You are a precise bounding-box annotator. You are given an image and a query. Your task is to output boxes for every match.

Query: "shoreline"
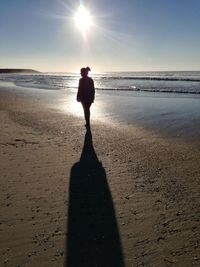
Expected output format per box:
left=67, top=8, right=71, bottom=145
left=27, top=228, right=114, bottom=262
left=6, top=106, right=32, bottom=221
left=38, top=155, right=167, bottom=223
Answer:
left=0, top=87, right=200, bottom=266
left=1, top=81, right=200, bottom=143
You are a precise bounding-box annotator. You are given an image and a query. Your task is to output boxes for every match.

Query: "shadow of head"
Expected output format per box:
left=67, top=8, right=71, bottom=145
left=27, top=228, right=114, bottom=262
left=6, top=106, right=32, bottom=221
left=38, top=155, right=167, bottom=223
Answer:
left=66, top=128, right=124, bottom=267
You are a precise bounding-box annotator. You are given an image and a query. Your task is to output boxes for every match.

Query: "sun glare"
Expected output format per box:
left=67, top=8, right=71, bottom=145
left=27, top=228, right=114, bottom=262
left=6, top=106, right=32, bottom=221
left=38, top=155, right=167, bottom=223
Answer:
left=74, top=5, right=93, bottom=35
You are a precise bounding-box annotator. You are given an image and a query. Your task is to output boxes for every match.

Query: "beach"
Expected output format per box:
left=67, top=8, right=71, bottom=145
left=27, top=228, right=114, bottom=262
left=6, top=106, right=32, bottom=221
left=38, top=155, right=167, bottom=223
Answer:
left=1, top=0, right=200, bottom=264
left=0, top=83, right=200, bottom=267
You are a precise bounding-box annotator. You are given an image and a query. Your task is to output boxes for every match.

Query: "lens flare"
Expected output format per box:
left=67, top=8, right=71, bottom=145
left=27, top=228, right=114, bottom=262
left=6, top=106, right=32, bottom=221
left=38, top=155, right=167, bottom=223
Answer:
left=74, top=5, right=93, bottom=35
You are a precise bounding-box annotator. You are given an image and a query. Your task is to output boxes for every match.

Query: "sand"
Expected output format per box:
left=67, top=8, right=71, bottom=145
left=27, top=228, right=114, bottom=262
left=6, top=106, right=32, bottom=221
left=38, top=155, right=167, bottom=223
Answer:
left=0, top=88, right=200, bottom=267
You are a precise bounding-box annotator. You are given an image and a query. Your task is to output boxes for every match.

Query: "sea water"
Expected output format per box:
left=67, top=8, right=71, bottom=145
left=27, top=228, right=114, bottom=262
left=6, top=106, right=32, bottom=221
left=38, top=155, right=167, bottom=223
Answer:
left=0, top=71, right=200, bottom=139
left=0, top=71, right=200, bottom=94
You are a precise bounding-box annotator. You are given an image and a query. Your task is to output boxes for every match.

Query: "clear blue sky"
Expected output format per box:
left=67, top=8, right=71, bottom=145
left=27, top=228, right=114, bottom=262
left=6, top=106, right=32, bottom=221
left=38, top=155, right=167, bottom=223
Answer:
left=0, top=0, right=200, bottom=72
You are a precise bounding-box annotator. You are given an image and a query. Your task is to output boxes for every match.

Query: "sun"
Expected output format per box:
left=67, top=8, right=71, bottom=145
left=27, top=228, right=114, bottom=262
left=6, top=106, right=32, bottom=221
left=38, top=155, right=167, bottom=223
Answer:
left=74, top=5, right=93, bottom=35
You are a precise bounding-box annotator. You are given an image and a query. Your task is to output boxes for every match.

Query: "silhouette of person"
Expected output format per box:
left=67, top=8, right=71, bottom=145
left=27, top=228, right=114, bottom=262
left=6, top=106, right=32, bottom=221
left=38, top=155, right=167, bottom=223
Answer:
left=77, top=66, right=95, bottom=127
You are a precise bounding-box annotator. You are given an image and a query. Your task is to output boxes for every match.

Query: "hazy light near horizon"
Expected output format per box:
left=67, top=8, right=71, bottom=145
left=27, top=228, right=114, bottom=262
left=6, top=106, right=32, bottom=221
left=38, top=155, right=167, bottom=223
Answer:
left=74, top=5, right=93, bottom=38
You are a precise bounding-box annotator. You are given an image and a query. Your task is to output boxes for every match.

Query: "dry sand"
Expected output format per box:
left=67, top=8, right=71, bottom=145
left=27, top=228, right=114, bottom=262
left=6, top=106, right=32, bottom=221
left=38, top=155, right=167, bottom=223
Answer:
left=0, top=89, right=200, bottom=267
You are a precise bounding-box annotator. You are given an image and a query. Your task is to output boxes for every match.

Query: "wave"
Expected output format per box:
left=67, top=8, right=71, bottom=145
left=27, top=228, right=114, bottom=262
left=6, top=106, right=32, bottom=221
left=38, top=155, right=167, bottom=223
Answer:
left=1, top=73, right=200, bottom=82
left=14, top=82, right=200, bottom=94
left=69, top=86, right=200, bottom=94
left=1, top=75, right=200, bottom=95
left=97, top=87, right=200, bottom=94
left=99, top=76, right=200, bottom=82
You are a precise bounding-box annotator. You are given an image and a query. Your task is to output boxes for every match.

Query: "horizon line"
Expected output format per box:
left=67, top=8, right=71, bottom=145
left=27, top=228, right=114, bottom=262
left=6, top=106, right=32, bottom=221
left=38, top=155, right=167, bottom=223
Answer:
left=1, top=68, right=200, bottom=74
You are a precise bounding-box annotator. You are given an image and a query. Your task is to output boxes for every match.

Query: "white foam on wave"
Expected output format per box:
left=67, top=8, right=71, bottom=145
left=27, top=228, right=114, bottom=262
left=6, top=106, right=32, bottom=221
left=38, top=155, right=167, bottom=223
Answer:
left=0, top=71, right=200, bottom=95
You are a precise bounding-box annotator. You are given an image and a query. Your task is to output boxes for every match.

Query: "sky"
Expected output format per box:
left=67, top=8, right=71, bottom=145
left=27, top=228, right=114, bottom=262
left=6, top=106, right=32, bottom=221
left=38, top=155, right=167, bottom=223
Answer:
left=0, top=0, right=200, bottom=72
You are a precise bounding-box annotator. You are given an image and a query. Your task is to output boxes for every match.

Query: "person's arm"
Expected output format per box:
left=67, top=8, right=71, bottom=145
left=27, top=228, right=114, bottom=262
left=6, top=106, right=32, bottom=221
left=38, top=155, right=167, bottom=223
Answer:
left=91, top=79, right=95, bottom=102
left=77, top=79, right=81, bottom=102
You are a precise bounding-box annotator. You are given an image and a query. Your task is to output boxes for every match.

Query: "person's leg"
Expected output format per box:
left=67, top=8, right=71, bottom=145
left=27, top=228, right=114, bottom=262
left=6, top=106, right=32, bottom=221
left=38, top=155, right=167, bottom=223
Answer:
left=82, top=102, right=91, bottom=126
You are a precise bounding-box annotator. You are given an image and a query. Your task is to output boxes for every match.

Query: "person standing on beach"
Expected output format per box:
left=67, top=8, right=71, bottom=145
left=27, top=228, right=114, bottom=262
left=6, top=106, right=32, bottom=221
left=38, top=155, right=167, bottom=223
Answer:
left=77, top=67, right=95, bottom=127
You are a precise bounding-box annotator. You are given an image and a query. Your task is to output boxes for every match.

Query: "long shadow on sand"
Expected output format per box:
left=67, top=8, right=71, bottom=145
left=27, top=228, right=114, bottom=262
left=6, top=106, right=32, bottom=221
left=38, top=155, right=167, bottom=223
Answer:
left=65, top=127, right=125, bottom=267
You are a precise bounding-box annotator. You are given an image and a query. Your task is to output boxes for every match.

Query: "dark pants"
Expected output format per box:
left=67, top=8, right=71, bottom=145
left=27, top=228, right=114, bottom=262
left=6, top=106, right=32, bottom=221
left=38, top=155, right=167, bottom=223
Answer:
left=81, top=102, right=92, bottom=125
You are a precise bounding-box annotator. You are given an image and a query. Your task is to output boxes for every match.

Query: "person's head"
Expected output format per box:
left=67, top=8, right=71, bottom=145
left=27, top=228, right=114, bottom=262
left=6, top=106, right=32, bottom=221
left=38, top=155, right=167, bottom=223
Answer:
left=80, top=66, right=91, bottom=77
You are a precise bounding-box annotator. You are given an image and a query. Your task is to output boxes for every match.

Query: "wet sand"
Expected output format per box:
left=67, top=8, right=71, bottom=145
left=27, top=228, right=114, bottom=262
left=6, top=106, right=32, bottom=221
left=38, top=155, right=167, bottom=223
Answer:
left=0, top=88, right=200, bottom=267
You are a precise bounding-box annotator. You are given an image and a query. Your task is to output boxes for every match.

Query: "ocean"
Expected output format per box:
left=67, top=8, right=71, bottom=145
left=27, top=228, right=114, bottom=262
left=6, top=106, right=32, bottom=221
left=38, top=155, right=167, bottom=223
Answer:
left=0, top=71, right=200, bottom=94
left=0, top=71, right=200, bottom=139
